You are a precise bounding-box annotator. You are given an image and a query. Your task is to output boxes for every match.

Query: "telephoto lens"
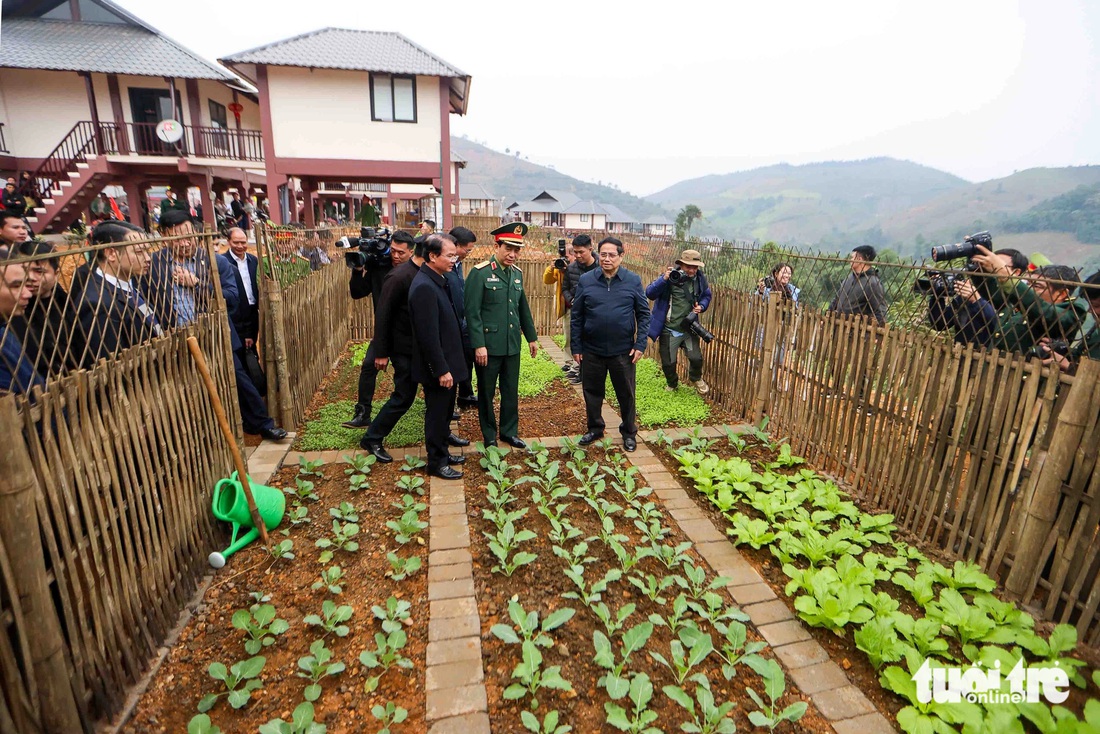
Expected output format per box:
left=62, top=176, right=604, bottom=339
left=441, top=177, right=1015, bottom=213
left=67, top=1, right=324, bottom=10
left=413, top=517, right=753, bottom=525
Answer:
left=668, top=268, right=685, bottom=284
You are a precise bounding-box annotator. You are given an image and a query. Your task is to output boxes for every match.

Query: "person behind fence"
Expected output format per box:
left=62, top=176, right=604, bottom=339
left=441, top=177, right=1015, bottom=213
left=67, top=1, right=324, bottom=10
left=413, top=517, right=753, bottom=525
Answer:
left=225, top=228, right=259, bottom=349
left=14, top=240, right=82, bottom=375
left=446, top=226, right=478, bottom=411
left=571, top=237, right=650, bottom=452
left=3, top=181, right=27, bottom=221
left=73, top=221, right=162, bottom=367
left=409, top=234, right=468, bottom=480
left=923, top=270, right=998, bottom=348
left=562, top=234, right=598, bottom=384
left=465, top=223, right=539, bottom=449
left=342, top=230, right=415, bottom=429
left=757, top=263, right=800, bottom=303
left=645, top=248, right=712, bottom=394
left=0, top=245, right=45, bottom=394
left=972, top=245, right=1086, bottom=356
left=543, top=239, right=575, bottom=372
left=828, top=245, right=889, bottom=325
left=145, top=208, right=215, bottom=327
left=1047, top=272, right=1100, bottom=373
left=1, top=210, right=29, bottom=247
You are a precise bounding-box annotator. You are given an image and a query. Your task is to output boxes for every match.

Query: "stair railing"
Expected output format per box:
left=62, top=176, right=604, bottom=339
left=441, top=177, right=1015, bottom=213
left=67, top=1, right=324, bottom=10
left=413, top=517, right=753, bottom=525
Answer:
left=30, top=121, right=103, bottom=201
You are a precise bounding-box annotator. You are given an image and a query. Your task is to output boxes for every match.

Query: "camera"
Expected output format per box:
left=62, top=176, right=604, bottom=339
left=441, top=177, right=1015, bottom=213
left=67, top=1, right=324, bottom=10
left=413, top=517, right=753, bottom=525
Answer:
left=553, top=239, right=568, bottom=270
left=1026, top=340, right=1070, bottom=361
left=337, top=226, right=392, bottom=269
left=930, top=231, right=993, bottom=262
left=668, top=267, right=686, bottom=285
left=914, top=269, right=964, bottom=297
left=682, top=312, right=715, bottom=344
left=762, top=275, right=776, bottom=290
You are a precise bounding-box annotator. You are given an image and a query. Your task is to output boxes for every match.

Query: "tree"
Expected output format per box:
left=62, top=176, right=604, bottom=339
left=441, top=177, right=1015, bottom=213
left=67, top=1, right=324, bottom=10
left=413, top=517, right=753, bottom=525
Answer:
left=675, top=204, right=703, bottom=241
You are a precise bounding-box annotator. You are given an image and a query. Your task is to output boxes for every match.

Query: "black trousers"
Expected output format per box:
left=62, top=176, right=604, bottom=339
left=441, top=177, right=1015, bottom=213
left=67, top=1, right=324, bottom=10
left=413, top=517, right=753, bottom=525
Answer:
left=363, top=352, right=415, bottom=444
left=457, top=342, right=475, bottom=399
left=423, top=382, right=457, bottom=472
left=356, top=340, right=380, bottom=409
left=581, top=352, right=637, bottom=438
left=235, top=348, right=275, bottom=434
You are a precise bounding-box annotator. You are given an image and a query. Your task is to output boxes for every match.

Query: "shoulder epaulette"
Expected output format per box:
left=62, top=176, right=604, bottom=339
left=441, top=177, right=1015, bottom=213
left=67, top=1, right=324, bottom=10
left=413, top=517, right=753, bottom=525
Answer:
left=473, top=261, right=492, bottom=270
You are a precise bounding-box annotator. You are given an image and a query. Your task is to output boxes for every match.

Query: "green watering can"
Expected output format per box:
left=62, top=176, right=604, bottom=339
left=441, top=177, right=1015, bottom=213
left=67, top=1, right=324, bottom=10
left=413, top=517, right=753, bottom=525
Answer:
left=208, top=472, right=286, bottom=568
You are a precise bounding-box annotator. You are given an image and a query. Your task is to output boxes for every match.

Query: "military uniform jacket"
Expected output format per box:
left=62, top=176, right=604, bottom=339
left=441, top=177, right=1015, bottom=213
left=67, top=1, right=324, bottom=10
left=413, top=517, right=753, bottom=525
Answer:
left=464, top=255, right=537, bottom=356
left=1071, top=325, right=1100, bottom=363
left=993, top=279, right=1087, bottom=355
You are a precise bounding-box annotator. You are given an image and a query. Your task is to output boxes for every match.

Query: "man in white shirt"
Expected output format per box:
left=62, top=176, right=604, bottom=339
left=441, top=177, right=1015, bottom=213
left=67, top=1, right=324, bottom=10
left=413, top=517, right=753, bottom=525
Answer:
left=225, top=227, right=259, bottom=347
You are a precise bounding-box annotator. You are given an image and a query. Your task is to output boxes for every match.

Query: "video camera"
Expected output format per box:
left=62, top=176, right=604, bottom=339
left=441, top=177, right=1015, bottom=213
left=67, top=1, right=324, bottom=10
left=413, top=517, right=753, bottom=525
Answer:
left=553, top=239, right=568, bottom=270
left=930, top=231, right=993, bottom=263
left=682, top=312, right=715, bottom=344
left=337, top=226, right=392, bottom=270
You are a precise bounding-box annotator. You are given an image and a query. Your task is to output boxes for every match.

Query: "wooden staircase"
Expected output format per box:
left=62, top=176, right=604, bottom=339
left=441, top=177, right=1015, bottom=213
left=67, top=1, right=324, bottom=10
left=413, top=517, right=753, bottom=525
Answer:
left=31, top=155, right=110, bottom=234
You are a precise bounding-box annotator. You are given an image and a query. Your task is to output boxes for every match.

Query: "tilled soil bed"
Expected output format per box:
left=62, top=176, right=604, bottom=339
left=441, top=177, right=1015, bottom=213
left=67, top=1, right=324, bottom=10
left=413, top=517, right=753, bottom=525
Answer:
left=123, top=460, right=430, bottom=733
left=452, top=377, right=589, bottom=442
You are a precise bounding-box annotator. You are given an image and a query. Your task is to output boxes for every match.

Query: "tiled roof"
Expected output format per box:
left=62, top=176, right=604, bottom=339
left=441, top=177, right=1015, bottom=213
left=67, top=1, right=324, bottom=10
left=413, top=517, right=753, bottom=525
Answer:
left=562, top=200, right=605, bottom=215
left=599, top=203, right=636, bottom=223
left=461, top=183, right=497, bottom=201
left=510, top=200, right=564, bottom=214
left=0, top=18, right=238, bottom=80
left=643, top=215, right=674, bottom=225
left=536, top=190, right=581, bottom=208
left=222, top=28, right=466, bottom=78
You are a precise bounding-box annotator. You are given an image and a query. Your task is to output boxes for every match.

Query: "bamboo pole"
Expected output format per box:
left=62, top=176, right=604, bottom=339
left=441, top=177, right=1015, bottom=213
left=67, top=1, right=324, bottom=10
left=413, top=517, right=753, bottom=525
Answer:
left=267, top=285, right=296, bottom=431
left=753, top=292, right=779, bottom=422
left=0, top=395, right=85, bottom=733
left=185, top=336, right=269, bottom=546
left=1004, top=358, right=1100, bottom=600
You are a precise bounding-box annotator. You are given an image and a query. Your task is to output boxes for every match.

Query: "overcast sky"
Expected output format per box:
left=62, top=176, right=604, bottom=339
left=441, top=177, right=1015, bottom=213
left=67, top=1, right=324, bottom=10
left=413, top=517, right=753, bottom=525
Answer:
left=119, top=0, right=1100, bottom=197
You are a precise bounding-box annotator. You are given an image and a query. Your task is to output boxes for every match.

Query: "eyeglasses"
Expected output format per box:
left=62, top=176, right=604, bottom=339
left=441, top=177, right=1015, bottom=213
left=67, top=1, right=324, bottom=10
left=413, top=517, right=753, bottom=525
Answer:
left=598, top=252, right=620, bottom=259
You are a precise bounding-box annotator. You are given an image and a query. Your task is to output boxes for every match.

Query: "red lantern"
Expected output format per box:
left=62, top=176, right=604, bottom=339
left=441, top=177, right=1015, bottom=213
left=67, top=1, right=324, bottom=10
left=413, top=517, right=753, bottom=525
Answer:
left=228, top=102, right=244, bottom=122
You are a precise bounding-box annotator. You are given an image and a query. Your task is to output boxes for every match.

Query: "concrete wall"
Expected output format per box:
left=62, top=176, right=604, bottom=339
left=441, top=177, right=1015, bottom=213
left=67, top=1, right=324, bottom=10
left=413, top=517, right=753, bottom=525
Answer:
left=564, top=213, right=607, bottom=230
left=266, top=67, right=442, bottom=161
left=0, top=69, right=92, bottom=158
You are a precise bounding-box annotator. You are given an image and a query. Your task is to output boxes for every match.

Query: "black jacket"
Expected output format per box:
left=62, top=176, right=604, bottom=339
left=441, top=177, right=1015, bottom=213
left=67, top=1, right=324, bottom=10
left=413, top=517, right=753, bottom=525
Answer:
left=828, top=269, right=889, bottom=325
left=227, top=252, right=260, bottom=342
left=445, top=262, right=470, bottom=344
left=408, top=264, right=469, bottom=385
left=562, top=258, right=599, bottom=306
left=372, top=259, right=419, bottom=358
left=349, top=263, right=391, bottom=306
left=571, top=266, right=651, bottom=357
left=72, top=269, right=164, bottom=367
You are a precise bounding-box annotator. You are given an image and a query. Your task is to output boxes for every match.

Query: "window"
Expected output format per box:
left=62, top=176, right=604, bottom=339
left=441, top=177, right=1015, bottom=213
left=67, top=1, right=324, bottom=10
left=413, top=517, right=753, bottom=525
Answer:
left=371, top=74, right=417, bottom=122
left=580, top=213, right=590, bottom=223
left=209, top=100, right=228, bottom=129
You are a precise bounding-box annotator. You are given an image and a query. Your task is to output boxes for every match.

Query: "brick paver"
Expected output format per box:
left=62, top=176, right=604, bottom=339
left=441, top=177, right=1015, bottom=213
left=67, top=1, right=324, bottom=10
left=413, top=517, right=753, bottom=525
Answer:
left=831, top=712, right=897, bottom=734
left=812, top=685, right=877, bottom=721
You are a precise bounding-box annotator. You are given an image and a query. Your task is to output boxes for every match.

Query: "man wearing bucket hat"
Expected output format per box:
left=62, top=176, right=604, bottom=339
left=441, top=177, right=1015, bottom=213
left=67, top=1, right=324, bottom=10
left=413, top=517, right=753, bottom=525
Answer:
left=465, top=222, right=538, bottom=448
left=645, top=248, right=713, bottom=394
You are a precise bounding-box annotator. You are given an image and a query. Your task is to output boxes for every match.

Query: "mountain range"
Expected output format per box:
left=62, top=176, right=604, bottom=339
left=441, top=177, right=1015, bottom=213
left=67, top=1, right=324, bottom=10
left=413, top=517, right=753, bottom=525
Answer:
left=453, top=136, right=1100, bottom=270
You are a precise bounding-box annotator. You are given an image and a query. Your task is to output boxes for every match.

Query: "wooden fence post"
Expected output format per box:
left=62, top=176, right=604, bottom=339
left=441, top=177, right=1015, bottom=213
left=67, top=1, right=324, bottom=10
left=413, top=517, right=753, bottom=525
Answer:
left=0, top=395, right=85, bottom=733
left=267, top=285, right=296, bottom=431
left=753, top=292, right=780, bottom=422
left=1004, top=358, right=1100, bottom=601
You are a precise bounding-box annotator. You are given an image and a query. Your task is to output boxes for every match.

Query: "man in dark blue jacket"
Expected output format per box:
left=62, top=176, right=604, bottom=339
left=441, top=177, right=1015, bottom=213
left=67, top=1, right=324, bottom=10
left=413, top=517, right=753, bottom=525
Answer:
left=447, top=226, right=478, bottom=409
left=645, top=248, right=713, bottom=394
left=571, top=237, right=650, bottom=452
left=409, top=234, right=468, bottom=479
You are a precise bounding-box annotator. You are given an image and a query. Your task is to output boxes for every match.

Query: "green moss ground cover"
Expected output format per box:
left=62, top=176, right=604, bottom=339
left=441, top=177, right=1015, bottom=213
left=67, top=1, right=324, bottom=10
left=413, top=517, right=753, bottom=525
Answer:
left=297, top=398, right=425, bottom=451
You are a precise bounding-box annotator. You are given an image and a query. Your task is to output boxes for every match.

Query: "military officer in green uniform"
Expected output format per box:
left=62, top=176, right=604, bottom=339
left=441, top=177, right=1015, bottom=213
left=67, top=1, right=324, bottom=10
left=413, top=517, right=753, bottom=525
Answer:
left=465, top=223, right=539, bottom=448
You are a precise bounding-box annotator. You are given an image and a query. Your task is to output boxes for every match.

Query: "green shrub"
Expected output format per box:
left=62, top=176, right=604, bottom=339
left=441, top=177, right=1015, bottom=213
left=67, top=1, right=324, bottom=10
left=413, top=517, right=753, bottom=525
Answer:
left=608, top=358, right=710, bottom=427
left=351, top=341, right=370, bottom=367
left=298, top=399, right=425, bottom=450
left=471, top=345, right=564, bottom=397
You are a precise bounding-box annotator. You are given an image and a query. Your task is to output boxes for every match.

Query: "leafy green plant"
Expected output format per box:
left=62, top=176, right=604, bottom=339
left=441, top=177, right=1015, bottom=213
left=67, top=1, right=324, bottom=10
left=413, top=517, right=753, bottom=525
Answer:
left=722, top=425, right=748, bottom=454
left=714, top=620, right=767, bottom=680
left=917, top=559, right=996, bottom=593
left=316, top=520, right=360, bottom=562
left=503, top=640, right=574, bottom=710
left=287, top=477, right=319, bottom=502
left=266, top=538, right=295, bottom=561
left=593, top=622, right=654, bottom=699
left=674, top=562, right=730, bottom=601
left=232, top=604, right=289, bottom=654
left=728, top=513, right=778, bottom=549
left=288, top=503, right=310, bottom=525
left=627, top=573, right=677, bottom=605
left=296, top=638, right=345, bottom=702
left=187, top=714, right=222, bottom=734
left=486, top=521, right=538, bottom=576
left=892, top=571, right=936, bottom=606
left=312, top=565, right=346, bottom=595
left=386, top=552, right=422, bottom=581
left=744, top=655, right=807, bottom=730
left=373, top=596, right=412, bottom=633
left=605, top=672, right=660, bottom=733
left=853, top=615, right=908, bottom=669
left=329, top=501, right=359, bottom=523
left=395, top=475, right=426, bottom=496
left=563, top=565, right=622, bottom=607
left=492, top=601, right=575, bottom=648
left=297, top=399, right=425, bottom=451
left=392, top=493, right=426, bottom=514
left=649, top=540, right=693, bottom=570
left=343, top=453, right=377, bottom=476
left=196, top=656, right=266, bottom=713
left=387, top=509, right=427, bottom=544
left=400, top=454, right=426, bottom=471
left=925, top=588, right=999, bottom=645
left=592, top=602, right=635, bottom=638
left=766, top=443, right=805, bottom=469
left=664, top=674, right=737, bottom=733
left=772, top=526, right=859, bottom=567
left=370, top=701, right=408, bottom=734
left=298, top=455, right=324, bottom=478
left=879, top=653, right=983, bottom=734
left=650, top=626, right=714, bottom=684
left=304, top=599, right=354, bottom=638
left=894, top=614, right=951, bottom=659
left=359, top=629, right=412, bottom=691
left=521, top=709, right=572, bottom=734
left=649, top=594, right=698, bottom=638
left=348, top=473, right=370, bottom=492
left=259, top=701, right=327, bottom=734
left=247, top=590, right=271, bottom=608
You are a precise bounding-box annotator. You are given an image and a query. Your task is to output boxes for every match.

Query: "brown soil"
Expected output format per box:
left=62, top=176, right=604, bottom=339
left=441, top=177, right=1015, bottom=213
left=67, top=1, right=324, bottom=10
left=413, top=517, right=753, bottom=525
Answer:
left=451, top=378, right=590, bottom=442
left=464, top=446, right=835, bottom=733
left=123, top=461, right=429, bottom=733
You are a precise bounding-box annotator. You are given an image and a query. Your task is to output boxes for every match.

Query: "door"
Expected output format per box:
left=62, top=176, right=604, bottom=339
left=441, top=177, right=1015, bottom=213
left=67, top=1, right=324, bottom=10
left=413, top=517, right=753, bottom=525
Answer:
left=129, top=88, right=184, bottom=154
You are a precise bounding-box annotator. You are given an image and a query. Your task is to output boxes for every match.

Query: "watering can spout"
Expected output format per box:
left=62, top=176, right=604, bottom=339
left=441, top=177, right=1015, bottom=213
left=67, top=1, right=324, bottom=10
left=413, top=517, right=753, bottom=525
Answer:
left=208, top=474, right=285, bottom=568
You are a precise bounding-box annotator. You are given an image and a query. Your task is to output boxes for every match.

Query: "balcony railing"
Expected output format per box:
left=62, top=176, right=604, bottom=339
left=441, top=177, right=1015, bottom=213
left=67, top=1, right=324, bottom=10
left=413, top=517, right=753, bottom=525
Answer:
left=99, top=121, right=264, bottom=162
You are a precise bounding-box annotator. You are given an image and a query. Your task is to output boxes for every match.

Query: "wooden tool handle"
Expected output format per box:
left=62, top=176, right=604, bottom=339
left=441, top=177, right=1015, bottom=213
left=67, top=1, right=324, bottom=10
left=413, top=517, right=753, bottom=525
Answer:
left=186, top=336, right=269, bottom=546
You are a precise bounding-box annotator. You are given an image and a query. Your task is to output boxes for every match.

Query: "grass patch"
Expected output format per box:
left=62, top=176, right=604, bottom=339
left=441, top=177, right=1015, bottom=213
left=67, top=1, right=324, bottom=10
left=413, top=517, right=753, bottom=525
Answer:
left=607, top=357, right=710, bottom=427
left=297, top=398, right=425, bottom=450
left=471, top=345, right=565, bottom=397
left=552, top=333, right=567, bottom=350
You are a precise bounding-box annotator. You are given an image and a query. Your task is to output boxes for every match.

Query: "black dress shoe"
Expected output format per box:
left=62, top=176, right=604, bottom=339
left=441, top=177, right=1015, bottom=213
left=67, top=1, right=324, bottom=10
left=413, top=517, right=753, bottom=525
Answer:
left=578, top=431, right=603, bottom=446
left=447, top=433, right=470, bottom=447
left=500, top=436, right=527, bottom=449
left=260, top=427, right=288, bottom=441
left=341, top=403, right=370, bottom=429
left=432, top=466, right=463, bottom=480
left=447, top=454, right=466, bottom=465
left=359, top=439, right=393, bottom=463
left=457, top=394, right=478, bottom=407
left=623, top=436, right=637, bottom=452
left=451, top=412, right=461, bottom=421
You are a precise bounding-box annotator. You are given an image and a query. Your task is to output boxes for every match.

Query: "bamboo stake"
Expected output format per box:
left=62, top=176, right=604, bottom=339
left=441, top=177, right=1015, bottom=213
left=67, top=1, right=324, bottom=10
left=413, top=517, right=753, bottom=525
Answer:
left=185, top=336, right=268, bottom=546
left=266, top=285, right=296, bottom=431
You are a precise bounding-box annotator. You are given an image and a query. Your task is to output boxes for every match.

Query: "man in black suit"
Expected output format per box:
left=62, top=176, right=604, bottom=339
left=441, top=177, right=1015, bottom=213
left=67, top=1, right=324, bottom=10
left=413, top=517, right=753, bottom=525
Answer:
left=409, top=234, right=468, bottom=479
left=224, top=227, right=259, bottom=346
left=447, top=226, right=478, bottom=410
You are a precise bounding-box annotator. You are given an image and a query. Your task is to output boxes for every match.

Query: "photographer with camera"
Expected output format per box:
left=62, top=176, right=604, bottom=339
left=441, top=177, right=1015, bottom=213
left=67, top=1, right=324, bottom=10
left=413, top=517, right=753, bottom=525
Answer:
left=757, top=263, right=800, bottom=302
left=972, top=246, right=1086, bottom=357
left=645, top=249, right=713, bottom=394
left=1045, top=272, right=1100, bottom=373
left=921, top=271, right=998, bottom=348
left=543, top=238, right=574, bottom=363
left=561, top=235, right=598, bottom=384
left=341, top=228, right=415, bottom=429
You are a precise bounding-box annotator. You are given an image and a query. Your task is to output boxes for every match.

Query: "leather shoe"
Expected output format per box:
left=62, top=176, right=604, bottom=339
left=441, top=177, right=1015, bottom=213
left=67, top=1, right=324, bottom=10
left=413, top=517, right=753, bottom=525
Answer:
left=451, top=412, right=461, bottom=421
left=447, top=454, right=466, bottom=465
left=500, top=436, right=527, bottom=449
left=359, top=439, right=393, bottom=463
left=447, top=433, right=470, bottom=447
left=457, top=394, right=478, bottom=407
left=623, top=436, right=637, bottom=452
left=260, top=427, right=288, bottom=441
left=341, top=403, right=370, bottom=429
left=432, top=466, right=463, bottom=480
left=578, top=431, right=603, bottom=446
